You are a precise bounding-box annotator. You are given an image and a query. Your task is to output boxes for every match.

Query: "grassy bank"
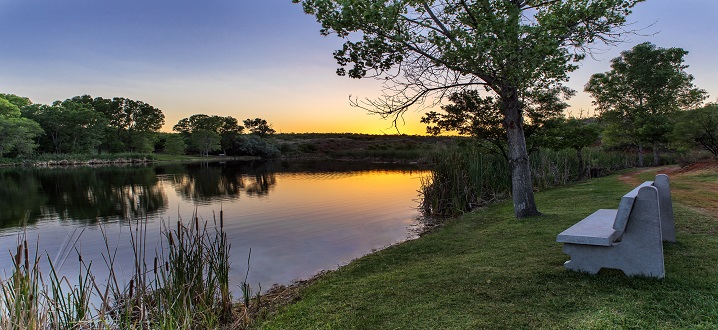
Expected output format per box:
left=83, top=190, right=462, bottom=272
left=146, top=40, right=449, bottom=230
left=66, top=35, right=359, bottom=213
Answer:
left=257, top=164, right=718, bottom=329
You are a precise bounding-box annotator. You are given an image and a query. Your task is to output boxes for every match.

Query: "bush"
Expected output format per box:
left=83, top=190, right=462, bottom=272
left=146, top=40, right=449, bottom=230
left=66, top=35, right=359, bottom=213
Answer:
left=237, top=135, right=281, bottom=158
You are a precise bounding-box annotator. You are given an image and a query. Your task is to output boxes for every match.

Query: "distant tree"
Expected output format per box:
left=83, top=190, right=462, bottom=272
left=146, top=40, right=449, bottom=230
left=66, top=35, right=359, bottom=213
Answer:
left=235, top=134, right=280, bottom=158
left=673, top=104, right=718, bottom=157
left=294, top=0, right=644, bottom=217
left=585, top=42, right=707, bottom=166
left=22, top=102, right=106, bottom=154
left=421, top=89, right=567, bottom=161
left=190, top=130, right=221, bottom=157
left=163, top=134, right=187, bottom=155
left=535, top=117, right=600, bottom=179
left=0, top=97, right=21, bottom=117
left=0, top=93, right=32, bottom=108
left=174, top=114, right=244, bottom=155
left=69, top=95, right=165, bottom=153
left=243, top=118, right=275, bottom=138
left=0, top=95, right=43, bottom=158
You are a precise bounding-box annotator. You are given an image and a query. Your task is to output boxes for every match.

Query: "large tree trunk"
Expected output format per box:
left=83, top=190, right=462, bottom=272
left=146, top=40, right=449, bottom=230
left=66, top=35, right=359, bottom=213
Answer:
left=502, top=88, right=540, bottom=218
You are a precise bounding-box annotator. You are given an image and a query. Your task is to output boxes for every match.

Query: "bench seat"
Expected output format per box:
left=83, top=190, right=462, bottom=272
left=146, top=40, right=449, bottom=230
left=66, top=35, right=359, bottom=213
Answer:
left=556, top=209, right=620, bottom=246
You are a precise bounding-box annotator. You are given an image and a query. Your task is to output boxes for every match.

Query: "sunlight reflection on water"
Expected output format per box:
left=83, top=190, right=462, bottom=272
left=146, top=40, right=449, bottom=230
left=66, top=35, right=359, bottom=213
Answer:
left=0, top=161, right=428, bottom=294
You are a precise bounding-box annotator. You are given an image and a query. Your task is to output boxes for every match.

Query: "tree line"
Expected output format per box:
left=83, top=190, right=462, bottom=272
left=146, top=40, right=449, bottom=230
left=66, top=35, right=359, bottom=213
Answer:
left=423, top=42, right=716, bottom=176
left=0, top=94, right=278, bottom=159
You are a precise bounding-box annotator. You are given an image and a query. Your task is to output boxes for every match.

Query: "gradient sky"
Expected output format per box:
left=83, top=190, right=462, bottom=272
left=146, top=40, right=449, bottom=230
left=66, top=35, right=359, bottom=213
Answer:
left=1, top=0, right=716, bottom=135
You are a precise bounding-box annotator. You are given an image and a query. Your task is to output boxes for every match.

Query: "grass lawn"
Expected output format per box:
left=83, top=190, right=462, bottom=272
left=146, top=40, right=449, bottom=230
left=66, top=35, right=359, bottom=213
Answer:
left=255, top=164, right=718, bottom=329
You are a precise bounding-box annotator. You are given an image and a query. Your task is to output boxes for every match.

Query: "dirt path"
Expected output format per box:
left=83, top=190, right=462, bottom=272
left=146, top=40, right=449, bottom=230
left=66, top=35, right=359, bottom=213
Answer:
left=619, top=160, right=718, bottom=220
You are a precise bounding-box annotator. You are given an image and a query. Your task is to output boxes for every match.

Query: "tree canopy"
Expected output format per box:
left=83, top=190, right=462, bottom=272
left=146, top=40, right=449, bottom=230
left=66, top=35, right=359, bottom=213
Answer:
left=673, top=103, right=718, bottom=158
left=295, top=0, right=644, bottom=217
left=585, top=42, right=707, bottom=166
left=0, top=95, right=43, bottom=158
left=243, top=118, right=276, bottom=137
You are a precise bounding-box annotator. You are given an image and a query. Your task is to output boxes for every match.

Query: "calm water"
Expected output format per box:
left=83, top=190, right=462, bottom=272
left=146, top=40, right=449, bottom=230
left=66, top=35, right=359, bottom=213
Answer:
left=0, top=160, right=427, bottom=293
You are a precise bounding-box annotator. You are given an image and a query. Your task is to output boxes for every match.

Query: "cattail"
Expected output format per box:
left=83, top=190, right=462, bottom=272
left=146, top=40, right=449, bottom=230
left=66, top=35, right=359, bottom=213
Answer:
left=168, top=232, right=174, bottom=246
left=220, top=210, right=224, bottom=229
left=15, top=244, right=21, bottom=267
left=23, top=241, right=29, bottom=270
left=153, top=257, right=158, bottom=275
left=128, top=279, right=134, bottom=299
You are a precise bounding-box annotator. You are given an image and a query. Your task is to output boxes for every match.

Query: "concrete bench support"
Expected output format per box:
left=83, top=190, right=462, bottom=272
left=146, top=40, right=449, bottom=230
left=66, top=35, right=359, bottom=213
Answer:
left=556, top=174, right=675, bottom=279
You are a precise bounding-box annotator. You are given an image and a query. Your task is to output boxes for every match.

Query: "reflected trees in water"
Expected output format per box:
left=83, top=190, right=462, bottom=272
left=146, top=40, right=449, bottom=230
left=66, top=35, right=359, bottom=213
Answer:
left=166, top=162, right=277, bottom=203
left=0, top=166, right=167, bottom=227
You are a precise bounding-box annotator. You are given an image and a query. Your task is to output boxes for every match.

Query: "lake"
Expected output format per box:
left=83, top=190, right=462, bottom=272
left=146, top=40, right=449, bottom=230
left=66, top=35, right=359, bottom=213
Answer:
left=0, top=160, right=428, bottom=294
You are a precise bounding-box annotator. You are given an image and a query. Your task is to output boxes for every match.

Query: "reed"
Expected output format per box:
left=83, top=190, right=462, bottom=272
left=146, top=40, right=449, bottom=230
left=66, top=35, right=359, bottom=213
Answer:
left=0, top=210, right=239, bottom=329
left=420, top=146, right=638, bottom=217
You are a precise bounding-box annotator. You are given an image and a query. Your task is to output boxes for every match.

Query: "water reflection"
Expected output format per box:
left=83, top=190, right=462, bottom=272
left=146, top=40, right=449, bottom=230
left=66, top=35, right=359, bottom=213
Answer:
left=163, top=162, right=277, bottom=203
left=0, top=166, right=166, bottom=227
left=0, top=160, right=428, bottom=294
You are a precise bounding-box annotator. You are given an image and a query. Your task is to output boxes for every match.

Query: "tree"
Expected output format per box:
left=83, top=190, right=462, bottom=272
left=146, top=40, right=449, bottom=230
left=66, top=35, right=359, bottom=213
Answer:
left=69, top=95, right=165, bottom=153
left=585, top=42, right=707, bottom=166
left=163, top=134, right=188, bottom=155
left=190, top=130, right=221, bottom=157
left=422, top=88, right=568, bottom=160
left=22, top=102, right=106, bottom=154
left=0, top=95, right=43, bottom=158
left=673, top=103, right=718, bottom=158
left=174, top=114, right=244, bottom=155
left=243, top=118, right=276, bottom=137
left=295, top=0, right=643, bottom=217
left=535, top=117, right=600, bottom=179
left=0, top=93, right=32, bottom=108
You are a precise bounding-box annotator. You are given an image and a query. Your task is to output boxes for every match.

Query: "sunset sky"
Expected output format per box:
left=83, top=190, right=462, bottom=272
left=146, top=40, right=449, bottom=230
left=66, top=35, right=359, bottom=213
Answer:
left=1, top=0, right=716, bottom=135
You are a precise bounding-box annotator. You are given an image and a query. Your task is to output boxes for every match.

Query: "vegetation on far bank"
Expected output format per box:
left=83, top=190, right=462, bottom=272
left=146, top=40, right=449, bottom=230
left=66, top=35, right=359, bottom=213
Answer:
left=255, top=163, right=718, bottom=329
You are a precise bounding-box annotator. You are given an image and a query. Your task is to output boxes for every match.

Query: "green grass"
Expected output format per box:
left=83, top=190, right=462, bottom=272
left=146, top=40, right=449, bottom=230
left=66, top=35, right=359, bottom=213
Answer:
left=256, top=171, right=718, bottom=329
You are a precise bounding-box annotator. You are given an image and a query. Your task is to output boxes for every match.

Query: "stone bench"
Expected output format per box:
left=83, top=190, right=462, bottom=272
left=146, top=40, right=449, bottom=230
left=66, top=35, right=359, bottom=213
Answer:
left=556, top=174, right=675, bottom=278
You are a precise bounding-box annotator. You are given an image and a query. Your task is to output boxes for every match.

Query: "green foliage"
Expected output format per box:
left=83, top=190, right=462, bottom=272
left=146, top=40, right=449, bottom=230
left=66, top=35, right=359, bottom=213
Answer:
left=190, top=129, right=221, bottom=157
left=163, top=133, right=187, bottom=155
left=295, top=0, right=644, bottom=217
left=22, top=102, right=106, bottom=154
left=537, top=118, right=599, bottom=151
left=673, top=103, right=718, bottom=157
left=68, top=95, right=165, bottom=153
left=422, top=89, right=568, bottom=160
left=235, top=134, right=280, bottom=158
left=174, top=114, right=245, bottom=155
left=243, top=118, right=276, bottom=137
left=0, top=117, right=43, bottom=158
left=585, top=42, right=708, bottom=164
left=0, top=93, right=32, bottom=108
left=0, top=97, right=21, bottom=117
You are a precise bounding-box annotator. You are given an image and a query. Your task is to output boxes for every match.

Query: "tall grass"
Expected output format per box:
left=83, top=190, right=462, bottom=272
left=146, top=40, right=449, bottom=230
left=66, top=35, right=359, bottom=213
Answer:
left=0, top=210, right=238, bottom=329
left=420, top=146, right=638, bottom=217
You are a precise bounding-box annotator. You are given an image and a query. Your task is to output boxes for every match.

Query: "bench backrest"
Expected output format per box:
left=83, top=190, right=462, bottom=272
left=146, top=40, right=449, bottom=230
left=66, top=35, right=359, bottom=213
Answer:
left=613, top=180, right=654, bottom=233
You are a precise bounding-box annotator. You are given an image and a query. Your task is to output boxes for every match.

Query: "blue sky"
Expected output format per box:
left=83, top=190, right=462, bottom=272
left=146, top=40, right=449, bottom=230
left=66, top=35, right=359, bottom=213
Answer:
left=1, top=0, right=716, bottom=134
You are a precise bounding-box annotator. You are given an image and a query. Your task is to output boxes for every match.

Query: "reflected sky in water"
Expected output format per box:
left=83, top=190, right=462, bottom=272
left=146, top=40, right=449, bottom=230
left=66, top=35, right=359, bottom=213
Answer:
left=0, top=161, right=427, bottom=293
